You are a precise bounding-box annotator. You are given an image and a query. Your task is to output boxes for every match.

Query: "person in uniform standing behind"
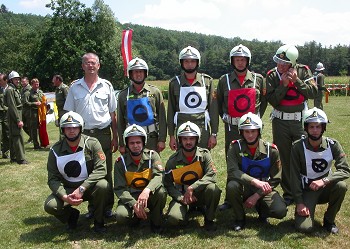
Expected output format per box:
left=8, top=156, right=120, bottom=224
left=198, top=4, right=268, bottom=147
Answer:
left=226, top=112, right=287, bottom=231
left=20, top=77, right=32, bottom=143
left=117, top=58, right=166, bottom=154
left=217, top=44, right=267, bottom=211
left=167, top=46, right=219, bottom=151
left=313, top=62, right=329, bottom=110
left=5, top=71, right=28, bottom=164
left=44, top=111, right=108, bottom=233
left=290, top=107, right=349, bottom=234
left=114, top=124, right=166, bottom=233
left=266, top=44, right=317, bottom=205
left=64, top=52, right=118, bottom=218
left=0, top=74, right=10, bottom=159
left=52, top=74, right=69, bottom=138
left=164, top=121, right=221, bottom=231
left=28, top=78, right=45, bottom=150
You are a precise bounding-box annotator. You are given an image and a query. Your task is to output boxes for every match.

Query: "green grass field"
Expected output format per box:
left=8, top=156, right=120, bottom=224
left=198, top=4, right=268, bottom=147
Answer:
left=0, top=95, right=349, bottom=249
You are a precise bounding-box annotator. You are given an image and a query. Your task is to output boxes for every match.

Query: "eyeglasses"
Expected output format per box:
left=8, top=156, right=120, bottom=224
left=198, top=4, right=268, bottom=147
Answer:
left=83, top=61, right=98, bottom=66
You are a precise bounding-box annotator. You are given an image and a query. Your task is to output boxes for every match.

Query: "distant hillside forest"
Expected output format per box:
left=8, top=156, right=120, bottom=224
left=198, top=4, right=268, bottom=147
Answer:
left=0, top=0, right=349, bottom=91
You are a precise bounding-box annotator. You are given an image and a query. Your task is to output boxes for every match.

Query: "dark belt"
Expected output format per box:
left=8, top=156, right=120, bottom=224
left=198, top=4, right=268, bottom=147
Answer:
left=83, top=125, right=111, bottom=134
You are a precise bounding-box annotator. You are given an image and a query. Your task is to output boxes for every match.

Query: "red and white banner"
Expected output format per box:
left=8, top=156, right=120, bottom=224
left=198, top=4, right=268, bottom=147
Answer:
left=121, top=29, right=133, bottom=76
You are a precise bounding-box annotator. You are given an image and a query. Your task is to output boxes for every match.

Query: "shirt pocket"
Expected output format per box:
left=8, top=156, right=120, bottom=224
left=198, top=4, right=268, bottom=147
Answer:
left=93, top=91, right=109, bottom=112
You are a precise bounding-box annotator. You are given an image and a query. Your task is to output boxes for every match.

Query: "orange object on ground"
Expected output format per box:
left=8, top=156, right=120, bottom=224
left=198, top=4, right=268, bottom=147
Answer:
left=38, top=95, right=50, bottom=147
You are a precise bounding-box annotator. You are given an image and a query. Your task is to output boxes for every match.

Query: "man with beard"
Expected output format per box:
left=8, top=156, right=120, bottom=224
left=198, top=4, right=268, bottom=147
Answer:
left=164, top=121, right=221, bottom=231
left=290, top=108, right=349, bottom=234
left=117, top=58, right=166, bottom=154
left=114, top=124, right=166, bottom=233
left=226, top=112, right=287, bottom=231
left=217, top=44, right=267, bottom=211
left=266, top=45, right=317, bottom=205
left=44, top=111, right=108, bottom=233
left=167, top=46, right=218, bottom=150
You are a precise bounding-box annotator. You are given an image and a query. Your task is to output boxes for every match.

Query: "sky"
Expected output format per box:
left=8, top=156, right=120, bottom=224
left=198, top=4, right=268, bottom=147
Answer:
left=2, top=0, right=350, bottom=47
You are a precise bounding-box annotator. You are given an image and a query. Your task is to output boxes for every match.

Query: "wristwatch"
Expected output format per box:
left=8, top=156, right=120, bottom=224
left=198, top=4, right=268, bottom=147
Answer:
left=79, top=186, right=86, bottom=193
left=322, top=177, right=330, bottom=185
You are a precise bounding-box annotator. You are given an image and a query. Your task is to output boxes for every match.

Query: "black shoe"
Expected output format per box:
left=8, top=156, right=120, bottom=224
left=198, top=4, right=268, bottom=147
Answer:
left=85, top=211, right=94, bottom=219
left=10, top=159, right=16, bottom=163
left=203, top=219, right=217, bottom=232
left=17, top=160, right=29, bottom=165
left=34, top=146, right=42, bottom=150
left=67, top=208, right=80, bottom=231
left=258, top=215, right=270, bottom=225
left=151, top=222, right=164, bottom=234
left=93, top=221, right=107, bottom=233
left=105, top=210, right=114, bottom=218
left=284, top=198, right=294, bottom=206
left=218, top=202, right=232, bottom=211
left=323, top=219, right=339, bottom=234
left=232, top=220, right=245, bottom=231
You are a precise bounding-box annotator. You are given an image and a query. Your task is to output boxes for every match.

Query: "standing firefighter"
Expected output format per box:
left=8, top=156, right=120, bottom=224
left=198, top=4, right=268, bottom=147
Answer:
left=265, top=44, right=317, bottom=205
left=313, top=62, right=328, bottom=110
left=167, top=46, right=219, bottom=150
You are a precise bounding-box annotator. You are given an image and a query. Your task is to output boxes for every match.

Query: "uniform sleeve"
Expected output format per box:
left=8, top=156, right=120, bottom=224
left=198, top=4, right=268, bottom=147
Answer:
left=164, top=158, right=183, bottom=202
left=265, top=72, right=289, bottom=107
left=207, top=77, right=219, bottom=134
left=155, top=88, right=167, bottom=142
left=190, top=151, right=217, bottom=192
left=63, top=85, right=75, bottom=111
left=6, top=89, right=21, bottom=122
left=22, top=91, right=31, bottom=108
left=167, top=80, right=176, bottom=136
left=290, top=141, right=305, bottom=205
left=267, top=147, right=282, bottom=190
left=258, top=76, right=268, bottom=118
left=329, top=140, right=350, bottom=182
left=294, top=66, right=318, bottom=99
left=146, top=151, right=164, bottom=192
left=216, top=76, right=225, bottom=118
left=117, top=90, right=127, bottom=147
left=81, top=139, right=107, bottom=189
left=113, top=159, right=137, bottom=208
left=47, top=149, right=67, bottom=198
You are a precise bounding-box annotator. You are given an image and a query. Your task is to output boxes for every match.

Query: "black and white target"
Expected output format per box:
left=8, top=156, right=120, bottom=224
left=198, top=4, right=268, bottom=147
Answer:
left=184, top=92, right=202, bottom=109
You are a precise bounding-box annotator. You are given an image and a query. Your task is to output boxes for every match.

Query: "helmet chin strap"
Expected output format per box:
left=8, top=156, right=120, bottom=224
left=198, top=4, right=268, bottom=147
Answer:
left=130, top=150, right=143, bottom=156
left=307, top=132, right=323, bottom=141
left=131, top=77, right=145, bottom=85
left=181, top=63, right=198, bottom=74
left=246, top=136, right=259, bottom=146
left=64, top=130, right=82, bottom=142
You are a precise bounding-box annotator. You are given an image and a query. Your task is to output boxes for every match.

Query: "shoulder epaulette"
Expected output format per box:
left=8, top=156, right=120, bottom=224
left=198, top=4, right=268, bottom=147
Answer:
left=231, top=140, right=239, bottom=144
left=271, top=143, right=279, bottom=150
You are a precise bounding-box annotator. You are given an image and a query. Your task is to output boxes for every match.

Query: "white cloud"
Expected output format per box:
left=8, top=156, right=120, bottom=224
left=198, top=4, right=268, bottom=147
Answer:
left=19, top=0, right=49, bottom=9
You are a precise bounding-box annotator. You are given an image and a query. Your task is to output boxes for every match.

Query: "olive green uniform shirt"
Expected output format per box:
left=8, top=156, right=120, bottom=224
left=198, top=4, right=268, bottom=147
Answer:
left=290, top=136, right=350, bottom=205
left=47, top=134, right=107, bottom=199
left=167, top=72, right=219, bottom=136
left=21, top=84, right=31, bottom=114
left=164, top=147, right=218, bottom=202
left=114, top=148, right=164, bottom=208
left=4, top=83, right=22, bottom=123
left=217, top=70, right=267, bottom=118
left=55, top=83, right=69, bottom=120
left=266, top=64, right=317, bottom=112
left=227, top=139, right=281, bottom=196
left=117, top=83, right=167, bottom=147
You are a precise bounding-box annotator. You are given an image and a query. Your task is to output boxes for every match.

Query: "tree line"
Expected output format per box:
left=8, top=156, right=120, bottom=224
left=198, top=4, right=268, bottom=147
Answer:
left=0, top=0, right=349, bottom=92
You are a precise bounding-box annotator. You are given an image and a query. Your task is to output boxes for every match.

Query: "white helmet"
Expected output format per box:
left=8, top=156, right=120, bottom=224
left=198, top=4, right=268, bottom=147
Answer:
left=238, top=112, right=263, bottom=133
left=177, top=121, right=201, bottom=139
left=302, top=107, right=328, bottom=124
left=60, top=111, right=84, bottom=131
left=8, top=71, right=20, bottom=80
left=230, top=44, right=251, bottom=65
left=273, top=44, right=299, bottom=66
left=123, top=124, right=147, bottom=145
left=127, top=57, right=149, bottom=77
left=315, top=62, right=325, bottom=71
left=179, top=46, right=201, bottom=66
